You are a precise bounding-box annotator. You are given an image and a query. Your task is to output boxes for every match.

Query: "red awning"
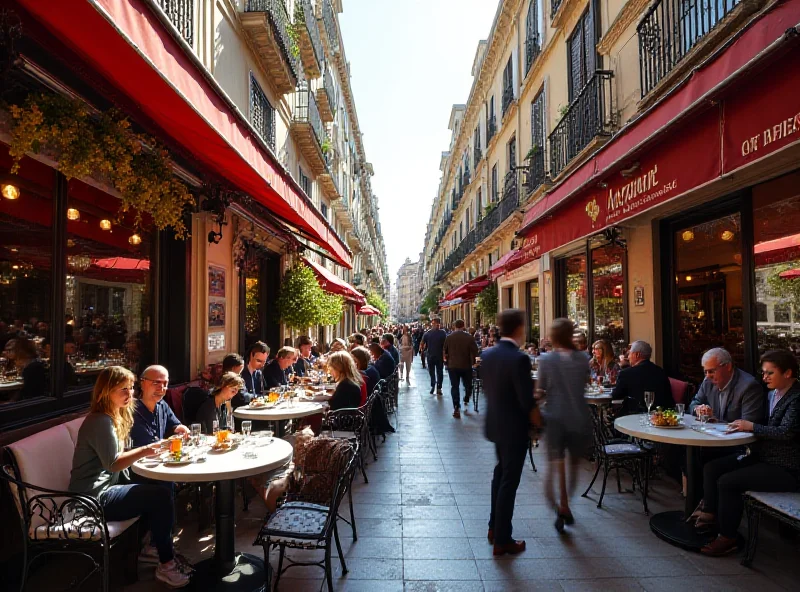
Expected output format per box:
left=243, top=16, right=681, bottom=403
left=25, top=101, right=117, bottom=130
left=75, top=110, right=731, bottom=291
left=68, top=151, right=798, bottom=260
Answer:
left=488, top=250, right=519, bottom=281
left=444, top=276, right=490, bottom=302
left=92, top=257, right=150, bottom=270
left=303, top=258, right=365, bottom=305
left=518, top=1, right=800, bottom=253
left=357, top=304, right=381, bottom=316
left=17, top=0, right=352, bottom=268
left=779, top=268, right=800, bottom=279
left=755, top=233, right=800, bottom=267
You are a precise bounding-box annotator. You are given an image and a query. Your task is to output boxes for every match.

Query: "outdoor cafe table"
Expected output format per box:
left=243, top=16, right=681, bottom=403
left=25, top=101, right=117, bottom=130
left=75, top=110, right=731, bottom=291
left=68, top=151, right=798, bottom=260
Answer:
left=132, top=436, right=293, bottom=591
left=615, top=414, right=756, bottom=550
left=234, top=401, right=324, bottom=437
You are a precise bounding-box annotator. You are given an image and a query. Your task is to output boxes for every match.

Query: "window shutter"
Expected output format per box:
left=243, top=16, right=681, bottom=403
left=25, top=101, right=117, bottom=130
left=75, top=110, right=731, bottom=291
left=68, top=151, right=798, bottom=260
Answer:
left=584, top=2, right=596, bottom=77
left=569, top=29, right=583, bottom=100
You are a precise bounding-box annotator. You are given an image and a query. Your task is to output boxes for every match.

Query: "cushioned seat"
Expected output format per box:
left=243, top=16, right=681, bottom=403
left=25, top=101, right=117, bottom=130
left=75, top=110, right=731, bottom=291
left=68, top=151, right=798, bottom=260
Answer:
left=265, top=501, right=329, bottom=548
left=31, top=515, right=139, bottom=541
left=604, top=443, right=645, bottom=455
left=745, top=491, right=800, bottom=521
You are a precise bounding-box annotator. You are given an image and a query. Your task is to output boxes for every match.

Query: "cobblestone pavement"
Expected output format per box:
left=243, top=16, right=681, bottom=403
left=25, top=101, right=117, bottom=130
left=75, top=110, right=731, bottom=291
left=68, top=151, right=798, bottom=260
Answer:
left=24, top=360, right=800, bottom=591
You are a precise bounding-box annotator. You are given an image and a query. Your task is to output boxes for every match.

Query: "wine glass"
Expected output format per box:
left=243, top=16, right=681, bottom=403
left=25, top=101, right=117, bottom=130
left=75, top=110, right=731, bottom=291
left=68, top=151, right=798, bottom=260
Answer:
left=212, top=420, right=219, bottom=438
left=676, top=404, right=685, bottom=422
left=242, top=420, right=252, bottom=440
left=191, top=423, right=202, bottom=446
left=644, top=391, right=655, bottom=414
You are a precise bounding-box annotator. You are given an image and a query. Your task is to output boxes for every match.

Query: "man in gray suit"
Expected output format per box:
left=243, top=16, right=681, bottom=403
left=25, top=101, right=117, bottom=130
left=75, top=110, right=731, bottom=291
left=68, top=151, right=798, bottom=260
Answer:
left=689, top=347, right=764, bottom=424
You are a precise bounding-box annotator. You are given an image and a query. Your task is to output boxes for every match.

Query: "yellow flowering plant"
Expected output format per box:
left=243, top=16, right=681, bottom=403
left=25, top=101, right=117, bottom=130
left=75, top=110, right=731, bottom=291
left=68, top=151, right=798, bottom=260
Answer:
left=8, top=93, right=194, bottom=238
left=277, top=262, right=344, bottom=330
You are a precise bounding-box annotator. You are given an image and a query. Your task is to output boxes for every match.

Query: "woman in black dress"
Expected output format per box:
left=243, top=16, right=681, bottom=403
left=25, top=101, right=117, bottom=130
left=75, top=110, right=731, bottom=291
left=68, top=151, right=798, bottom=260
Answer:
left=326, top=351, right=363, bottom=411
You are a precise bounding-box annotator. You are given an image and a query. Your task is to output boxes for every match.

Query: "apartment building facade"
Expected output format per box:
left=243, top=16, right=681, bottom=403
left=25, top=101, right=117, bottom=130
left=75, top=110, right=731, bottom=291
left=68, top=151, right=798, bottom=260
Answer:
left=395, top=257, right=421, bottom=322
left=423, top=0, right=800, bottom=384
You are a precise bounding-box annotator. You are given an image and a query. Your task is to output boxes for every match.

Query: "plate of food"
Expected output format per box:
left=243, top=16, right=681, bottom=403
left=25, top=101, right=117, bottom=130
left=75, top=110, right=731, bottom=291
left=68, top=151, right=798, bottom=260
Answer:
left=209, top=441, right=238, bottom=453
left=650, top=409, right=684, bottom=428
left=163, top=458, right=193, bottom=466
left=248, top=398, right=274, bottom=409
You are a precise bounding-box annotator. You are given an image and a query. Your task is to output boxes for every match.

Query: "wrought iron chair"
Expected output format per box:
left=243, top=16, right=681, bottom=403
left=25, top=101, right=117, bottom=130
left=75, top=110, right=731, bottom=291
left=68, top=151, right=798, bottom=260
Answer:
left=581, top=404, right=651, bottom=514
left=741, top=491, right=800, bottom=567
left=255, top=441, right=358, bottom=592
left=472, top=366, right=482, bottom=413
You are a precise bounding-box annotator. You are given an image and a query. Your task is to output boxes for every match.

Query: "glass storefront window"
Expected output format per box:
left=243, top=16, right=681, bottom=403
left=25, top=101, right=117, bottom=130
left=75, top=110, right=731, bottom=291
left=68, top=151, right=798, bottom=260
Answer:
left=565, top=253, right=588, bottom=334
left=526, top=280, right=540, bottom=343
left=753, top=171, right=800, bottom=367
left=244, top=255, right=261, bottom=351
left=592, top=244, right=625, bottom=354
left=674, top=213, right=743, bottom=385
left=0, top=184, right=53, bottom=404
left=65, top=187, right=152, bottom=391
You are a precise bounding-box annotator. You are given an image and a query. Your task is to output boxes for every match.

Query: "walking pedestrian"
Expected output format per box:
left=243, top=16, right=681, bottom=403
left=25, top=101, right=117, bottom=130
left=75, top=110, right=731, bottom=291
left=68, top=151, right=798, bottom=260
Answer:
left=537, top=318, right=592, bottom=533
left=399, top=325, right=414, bottom=383
left=443, top=319, right=479, bottom=419
left=421, top=318, right=446, bottom=396
left=482, top=309, right=537, bottom=556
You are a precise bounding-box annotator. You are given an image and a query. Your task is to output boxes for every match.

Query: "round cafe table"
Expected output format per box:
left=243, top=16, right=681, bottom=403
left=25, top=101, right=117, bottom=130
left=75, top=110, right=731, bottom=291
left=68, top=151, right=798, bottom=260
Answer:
left=133, top=437, right=293, bottom=591
left=234, top=401, right=324, bottom=437
left=615, top=414, right=756, bottom=551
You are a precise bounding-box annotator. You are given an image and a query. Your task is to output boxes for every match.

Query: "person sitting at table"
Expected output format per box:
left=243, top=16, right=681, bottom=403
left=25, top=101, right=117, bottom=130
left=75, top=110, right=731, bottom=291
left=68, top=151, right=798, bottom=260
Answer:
left=611, top=340, right=673, bottom=414
left=349, top=333, right=366, bottom=350
left=692, top=349, right=800, bottom=556
left=68, top=366, right=190, bottom=588
left=293, top=336, right=316, bottom=377
left=589, top=339, right=620, bottom=385
left=329, top=338, right=347, bottom=353
left=369, top=342, right=396, bottom=379
left=4, top=337, right=48, bottom=401
left=130, top=365, right=189, bottom=449
left=689, top=347, right=764, bottom=424
left=326, top=351, right=363, bottom=411
left=263, top=347, right=297, bottom=389
left=381, top=333, right=400, bottom=365
left=351, top=346, right=379, bottom=397
left=573, top=332, right=591, bottom=360
left=196, top=372, right=244, bottom=435
left=241, top=341, right=268, bottom=400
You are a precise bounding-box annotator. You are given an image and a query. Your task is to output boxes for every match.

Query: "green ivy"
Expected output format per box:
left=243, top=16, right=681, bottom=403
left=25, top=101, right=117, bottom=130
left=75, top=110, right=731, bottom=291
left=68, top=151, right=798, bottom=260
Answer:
left=475, top=282, right=499, bottom=323
left=366, top=292, right=389, bottom=317
left=420, top=287, right=442, bottom=315
left=277, top=262, right=344, bottom=330
left=766, top=264, right=800, bottom=311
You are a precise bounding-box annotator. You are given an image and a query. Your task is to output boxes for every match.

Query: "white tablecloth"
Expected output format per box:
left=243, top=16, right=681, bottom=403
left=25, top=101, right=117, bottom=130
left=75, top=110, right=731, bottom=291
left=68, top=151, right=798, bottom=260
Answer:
left=233, top=401, right=324, bottom=422
left=615, top=414, right=757, bottom=447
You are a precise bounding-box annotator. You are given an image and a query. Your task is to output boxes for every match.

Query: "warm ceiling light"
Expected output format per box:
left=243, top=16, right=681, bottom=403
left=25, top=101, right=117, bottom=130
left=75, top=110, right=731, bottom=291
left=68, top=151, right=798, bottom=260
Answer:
left=2, top=184, right=20, bottom=200
left=128, top=233, right=142, bottom=246
left=681, top=230, right=694, bottom=242
left=66, top=208, right=80, bottom=221
left=721, top=230, right=734, bottom=241
left=685, top=275, right=693, bottom=282
left=66, top=239, right=76, bottom=248
left=12, top=264, right=19, bottom=270
left=99, top=219, right=112, bottom=231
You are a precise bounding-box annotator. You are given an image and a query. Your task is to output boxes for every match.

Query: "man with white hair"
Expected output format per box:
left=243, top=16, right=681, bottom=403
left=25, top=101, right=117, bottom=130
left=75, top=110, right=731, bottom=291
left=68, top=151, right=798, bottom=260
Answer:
left=611, top=340, right=673, bottom=413
left=689, top=348, right=764, bottom=424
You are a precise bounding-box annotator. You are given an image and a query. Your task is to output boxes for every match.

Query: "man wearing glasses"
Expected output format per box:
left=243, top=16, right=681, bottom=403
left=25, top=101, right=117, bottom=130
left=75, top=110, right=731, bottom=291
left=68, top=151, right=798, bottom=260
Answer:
left=130, top=365, right=189, bottom=448
left=689, top=348, right=764, bottom=424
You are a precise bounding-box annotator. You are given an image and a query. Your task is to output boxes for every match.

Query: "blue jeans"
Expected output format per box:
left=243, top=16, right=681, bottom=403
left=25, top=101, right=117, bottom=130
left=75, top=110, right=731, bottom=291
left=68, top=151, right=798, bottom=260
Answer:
left=427, top=357, right=444, bottom=390
left=100, top=483, right=174, bottom=563
left=447, top=367, right=472, bottom=410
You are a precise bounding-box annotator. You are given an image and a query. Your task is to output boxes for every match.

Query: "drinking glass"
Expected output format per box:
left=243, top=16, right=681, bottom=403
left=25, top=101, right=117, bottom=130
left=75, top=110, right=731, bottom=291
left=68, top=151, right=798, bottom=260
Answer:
left=191, top=423, right=202, bottom=446
left=676, top=404, right=685, bottom=421
left=124, top=437, right=134, bottom=451
left=212, top=420, right=219, bottom=437
left=695, top=407, right=708, bottom=431
left=644, top=391, right=655, bottom=415
left=242, top=420, right=252, bottom=440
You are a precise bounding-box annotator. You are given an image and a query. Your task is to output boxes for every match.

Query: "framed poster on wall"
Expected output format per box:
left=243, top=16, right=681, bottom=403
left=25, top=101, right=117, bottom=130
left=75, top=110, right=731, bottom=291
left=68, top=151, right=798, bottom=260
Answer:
left=208, top=265, right=226, bottom=298
left=208, top=301, right=226, bottom=327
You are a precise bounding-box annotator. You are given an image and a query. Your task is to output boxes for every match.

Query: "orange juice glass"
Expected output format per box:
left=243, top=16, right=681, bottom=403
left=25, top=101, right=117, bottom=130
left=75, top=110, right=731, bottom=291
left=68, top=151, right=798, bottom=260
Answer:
left=170, top=437, right=182, bottom=455
left=217, top=429, right=230, bottom=444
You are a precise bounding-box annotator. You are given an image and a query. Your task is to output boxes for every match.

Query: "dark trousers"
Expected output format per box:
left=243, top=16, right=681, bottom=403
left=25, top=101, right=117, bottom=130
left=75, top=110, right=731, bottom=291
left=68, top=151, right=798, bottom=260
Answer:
left=427, top=357, right=444, bottom=389
left=489, top=438, right=528, bottom=545
left=420, top=350, right=426, bottom=368
left=447, top=367, right=472, bottom=410
left=100, top=483, right=175, bottom=563
left=703, top=454, right=798, bottom=538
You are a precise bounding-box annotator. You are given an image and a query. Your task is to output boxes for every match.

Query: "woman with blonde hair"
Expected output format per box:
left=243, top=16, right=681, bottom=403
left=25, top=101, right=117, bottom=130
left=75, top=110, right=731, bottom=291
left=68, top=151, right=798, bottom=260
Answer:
left=326, top=351, right=363, bottom=410
left=69, top=366, right=189, bottom=588
left=589, top=339, right=620, bottom=384
left=196, top=371, right=245, bottom=435
left=399, top=325, right=414, bottom=384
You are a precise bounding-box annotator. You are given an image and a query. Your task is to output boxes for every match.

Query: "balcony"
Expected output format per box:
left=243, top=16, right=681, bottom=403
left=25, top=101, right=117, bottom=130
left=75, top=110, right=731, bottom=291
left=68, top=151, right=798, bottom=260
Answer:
left=638, top=0, right=742, bottom=97
left=525, top=31, right=540, bottom=77
left=551, top=0, right=564, bottom=20
left=319, top=152, right=341, bottom=201
left=502, top=83, right=515, bottom=118
left=501, top=171, right=518, bottom=216
left=486, top=115, right=497, bottom=146
left=473, top=144, right=482, bottom=169
left=322, top=0, right=340, bottom=54
left=463, top=167, right=471, bottom=189
left=525, top=146, right=546, bottom=195
left=242, top=0, right=299, bottom=95
left=549, top=71, right=614, bottom=178
left=290, top=83, right=327, bottom=175
left=157, top=0, right=194, bottom=46
left=317, top=66, right=337, bottom=123
left=294, top=0, right=323, bottom=79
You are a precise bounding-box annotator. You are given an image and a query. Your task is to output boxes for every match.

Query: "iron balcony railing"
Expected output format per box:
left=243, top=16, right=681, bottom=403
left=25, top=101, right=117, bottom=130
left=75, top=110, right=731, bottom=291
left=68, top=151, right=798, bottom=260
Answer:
left=157, top=0, right=194, bottom=45
left=297, top=0, right=324, bottom=72
left=323, top=66, right=337, bottom=112
left=525, top=31, right=541, bottom=76
left=501, top=172, right=518, bottom=216
left=487, top=115, right=497, bottom=145
left=250, top=74, right=276, bottom=150
left=525, top=147, right=546, bottom=195
left=463, top=167, right=471, bottom=189
left=323, top=0, right=340, bottom=53
left=549, top=70, right=614, bottom=178
left=638, top=0, right=741, bottom=96
left=293, top=83, right=326, bottom=151
left=502, top=83, right=515, bottom=117
left=246, top=0, right=299, bottom=80
left=551, top=0, right=563, bottom=20
left=473, top=143, right=482, bottom=169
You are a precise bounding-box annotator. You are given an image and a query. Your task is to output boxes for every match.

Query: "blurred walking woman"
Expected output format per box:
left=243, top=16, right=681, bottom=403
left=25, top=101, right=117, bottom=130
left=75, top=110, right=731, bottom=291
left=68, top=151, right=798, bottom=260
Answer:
left=536, top=318, right=592, bottom=533
left=69, top=366, right=190, bottom=588
left=399, top=325, right=414, bottom=383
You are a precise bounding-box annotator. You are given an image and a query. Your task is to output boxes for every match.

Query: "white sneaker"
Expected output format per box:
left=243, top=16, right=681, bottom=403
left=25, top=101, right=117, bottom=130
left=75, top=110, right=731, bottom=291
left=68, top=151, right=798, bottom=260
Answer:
left=155, top=561, right=191, bottom=588
left=138, top=544, right=159, bottom=565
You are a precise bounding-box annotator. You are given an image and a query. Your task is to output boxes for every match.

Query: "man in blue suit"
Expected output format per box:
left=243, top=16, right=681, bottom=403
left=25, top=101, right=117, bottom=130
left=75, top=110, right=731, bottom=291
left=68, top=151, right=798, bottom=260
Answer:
left=481, top=309, right=536, bottom=557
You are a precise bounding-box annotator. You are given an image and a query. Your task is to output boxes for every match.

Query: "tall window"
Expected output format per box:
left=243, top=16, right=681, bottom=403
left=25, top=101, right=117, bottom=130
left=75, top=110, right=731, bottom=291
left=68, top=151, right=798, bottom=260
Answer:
left=465, top=207, right=471, bottom=231
left=476, top=188, right=482, bottom=217
left=592, top=244, right=625, bottom=353
left=527, top=280, right=540, bottom=342
left=564, top=253, right=588, bottom=333
left=508, top=136, right=517, bottom=170
left=568, top=5, right=597, bottom=100
left=502, top=57, right=514, bottom=115
left=525, top=0, right=541, bottom=75
left=531, top=91, right=545, bottom=152
left=250, top=74, right=276, bottom=150
left=491, top=164, right=498, bottom=202
left=299, top=168, right=311, bottom=196
left=321, top=202, right=328, bottom=220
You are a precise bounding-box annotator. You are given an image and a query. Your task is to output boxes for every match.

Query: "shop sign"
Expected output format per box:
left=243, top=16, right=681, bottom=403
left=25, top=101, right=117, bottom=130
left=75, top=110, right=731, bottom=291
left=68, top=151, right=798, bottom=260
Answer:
left=723, top=53, right=800, bottom=173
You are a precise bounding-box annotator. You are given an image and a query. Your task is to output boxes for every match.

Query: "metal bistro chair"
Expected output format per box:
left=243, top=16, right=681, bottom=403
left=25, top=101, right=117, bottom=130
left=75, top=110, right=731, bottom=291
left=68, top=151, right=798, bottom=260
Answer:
left=386, top=369, right=400, bottom=427
left=472, top=365, right=481, bottom=413
left=255, top=441, right=358, bottom=592
left=582, top=404, right=651, bottom=514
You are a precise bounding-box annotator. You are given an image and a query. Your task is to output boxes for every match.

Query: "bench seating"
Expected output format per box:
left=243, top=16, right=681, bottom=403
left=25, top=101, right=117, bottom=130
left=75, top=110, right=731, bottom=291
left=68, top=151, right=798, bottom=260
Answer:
left=1, top=417, right=139, bottom=591
left=742, top=490, right=800, bottom=566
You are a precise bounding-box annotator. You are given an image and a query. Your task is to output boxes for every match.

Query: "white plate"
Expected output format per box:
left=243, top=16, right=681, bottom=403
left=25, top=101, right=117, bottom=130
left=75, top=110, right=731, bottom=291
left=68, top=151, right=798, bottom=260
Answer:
left=163, top=459, right=193, bottom=466
left=651, top=423, right=685, bottom=429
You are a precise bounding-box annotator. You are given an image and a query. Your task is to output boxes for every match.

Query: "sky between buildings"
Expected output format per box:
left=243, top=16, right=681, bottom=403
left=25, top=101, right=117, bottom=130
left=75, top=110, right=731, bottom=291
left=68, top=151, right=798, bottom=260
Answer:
left=339, top=0, right=501, bottom=280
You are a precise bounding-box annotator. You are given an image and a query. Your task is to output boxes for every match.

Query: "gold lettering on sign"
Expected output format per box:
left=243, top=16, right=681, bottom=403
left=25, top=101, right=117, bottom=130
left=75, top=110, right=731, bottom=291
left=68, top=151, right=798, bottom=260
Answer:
left=606, top=165, right=659, bottom=212
left=746, top=111, right=800, bottom=157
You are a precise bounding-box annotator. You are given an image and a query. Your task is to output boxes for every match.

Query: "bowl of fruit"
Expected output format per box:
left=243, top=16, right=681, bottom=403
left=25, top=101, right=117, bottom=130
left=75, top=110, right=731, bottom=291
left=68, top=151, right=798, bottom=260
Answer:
left=650, top=408, right=683, bottom=428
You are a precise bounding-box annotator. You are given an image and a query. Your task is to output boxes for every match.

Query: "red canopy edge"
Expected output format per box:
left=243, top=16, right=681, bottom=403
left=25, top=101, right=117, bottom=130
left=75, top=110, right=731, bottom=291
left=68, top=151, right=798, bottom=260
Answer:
left=442, top=276, right=490, bottom=303
left=488, top=250, right=520, bottom=280
left=303, top=257, right=365, bottom=305
left=519, top=1, right=800, bottom=238
left=357, top=304, right=381, bottom=316
left=17, top=0, right=351, bottom=268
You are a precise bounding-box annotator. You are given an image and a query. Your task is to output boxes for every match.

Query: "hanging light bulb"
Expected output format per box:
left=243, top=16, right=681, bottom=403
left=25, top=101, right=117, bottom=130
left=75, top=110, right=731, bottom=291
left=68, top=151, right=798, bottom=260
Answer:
left=67, top=208, right=81, bottom=221
left=2, top=184, right=20, bottom=200
left=685, top=275, right=693, bottom=282
left=681, top=230, right=694, bottom=242
left=67, top=239, right=76, bottom=248
left=128, top=233, right=142, bottom=246
left=721, top=230, right=735, bottom=242
left=99, top=219, right=112, bottom=231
